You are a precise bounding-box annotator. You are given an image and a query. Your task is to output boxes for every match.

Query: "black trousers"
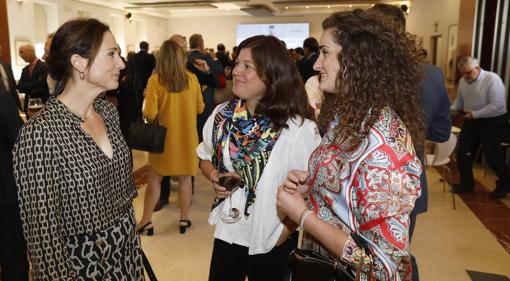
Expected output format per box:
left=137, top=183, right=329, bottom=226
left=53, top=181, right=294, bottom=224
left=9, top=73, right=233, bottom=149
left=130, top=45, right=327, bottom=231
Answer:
left=159, top=176, right=195, bottom=202
left=0, top=205, right=29, bottom=281
left=208, top=232, right=298, bottom=281
left=159, top=176, right=171, bottom=202
left=409, top=209, right=419, bottom=281
left=456, top=114, right=510, bottom=190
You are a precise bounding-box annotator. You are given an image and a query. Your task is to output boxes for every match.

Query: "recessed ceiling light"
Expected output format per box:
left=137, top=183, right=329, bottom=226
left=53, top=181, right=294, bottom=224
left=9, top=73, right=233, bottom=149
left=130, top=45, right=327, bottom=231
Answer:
left=327, top=5, right=330, bottom=8
left=285, top=6, right=288, bottom=9
left=306, top=5, right=309, bottom=9
left=349, top=5, right=353, bottom=8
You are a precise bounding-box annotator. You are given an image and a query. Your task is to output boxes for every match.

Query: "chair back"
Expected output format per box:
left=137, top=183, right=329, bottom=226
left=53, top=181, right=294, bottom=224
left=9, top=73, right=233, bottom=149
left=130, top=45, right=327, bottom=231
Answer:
left=431, top=133, right=457, bottom=166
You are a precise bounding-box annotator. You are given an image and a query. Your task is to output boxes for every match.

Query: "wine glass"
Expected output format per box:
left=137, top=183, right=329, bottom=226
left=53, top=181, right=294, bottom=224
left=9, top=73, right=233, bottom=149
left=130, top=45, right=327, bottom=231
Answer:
left=27, top=98, right=44, bottom=118
left=218, top=174, right=243, bottom=224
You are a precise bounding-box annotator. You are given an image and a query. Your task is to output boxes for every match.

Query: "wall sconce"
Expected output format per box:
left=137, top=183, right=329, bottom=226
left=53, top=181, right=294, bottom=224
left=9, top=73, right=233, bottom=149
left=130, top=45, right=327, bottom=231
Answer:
left=126, top=12, right=133, bottom=21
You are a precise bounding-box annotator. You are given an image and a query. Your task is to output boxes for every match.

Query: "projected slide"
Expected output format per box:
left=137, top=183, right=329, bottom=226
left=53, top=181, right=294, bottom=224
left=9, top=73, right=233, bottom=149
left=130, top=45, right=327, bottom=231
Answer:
left=236, top=23, right=309, bottom=48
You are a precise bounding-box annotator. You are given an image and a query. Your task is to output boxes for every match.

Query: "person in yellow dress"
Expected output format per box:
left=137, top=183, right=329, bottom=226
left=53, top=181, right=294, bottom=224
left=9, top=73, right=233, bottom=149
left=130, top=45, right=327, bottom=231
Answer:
left=137, top=39, right=205, bottom=235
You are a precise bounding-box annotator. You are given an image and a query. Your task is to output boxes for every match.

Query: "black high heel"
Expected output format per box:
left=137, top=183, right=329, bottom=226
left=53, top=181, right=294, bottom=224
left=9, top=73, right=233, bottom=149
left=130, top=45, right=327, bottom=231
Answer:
left=179, top=220, right=191, bottom=234
left=137, top=222, right=154, bottom=236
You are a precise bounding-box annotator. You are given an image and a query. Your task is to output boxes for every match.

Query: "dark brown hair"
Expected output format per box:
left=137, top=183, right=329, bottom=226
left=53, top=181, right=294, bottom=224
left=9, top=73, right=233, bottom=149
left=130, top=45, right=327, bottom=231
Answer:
left=237, top=35, right=314, bottom=130
left=189, top=34, right=203, bottom=49
left=46, top=18, right=110, bottom=85
left=319, top=9, right=424, bottom=149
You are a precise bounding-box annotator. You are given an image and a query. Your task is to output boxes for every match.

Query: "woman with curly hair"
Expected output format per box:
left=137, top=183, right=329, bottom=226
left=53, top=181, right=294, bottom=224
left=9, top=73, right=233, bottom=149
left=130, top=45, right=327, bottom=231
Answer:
left=277, top=9, right=424, bottom=281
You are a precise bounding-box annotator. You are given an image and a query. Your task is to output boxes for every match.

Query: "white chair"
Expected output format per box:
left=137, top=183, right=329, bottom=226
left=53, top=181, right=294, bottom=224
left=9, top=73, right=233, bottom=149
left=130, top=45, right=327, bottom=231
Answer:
left=425, top=133, right=458, bottom=209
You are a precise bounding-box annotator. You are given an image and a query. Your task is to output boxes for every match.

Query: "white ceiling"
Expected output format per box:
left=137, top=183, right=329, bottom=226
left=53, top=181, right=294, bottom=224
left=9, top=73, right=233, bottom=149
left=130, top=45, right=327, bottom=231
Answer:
left=75, top=0, right=411, bottom=19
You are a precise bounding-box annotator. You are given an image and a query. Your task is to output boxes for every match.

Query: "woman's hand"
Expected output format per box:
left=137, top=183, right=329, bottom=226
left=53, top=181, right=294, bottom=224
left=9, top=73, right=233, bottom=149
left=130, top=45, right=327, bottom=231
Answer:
left=210, top=170, right=239, bottom=199
left=277, top=184, right=308, bottom=224
left=193, top=59, right=210, bottom=74
left=283, top=169, right=310, bottom=194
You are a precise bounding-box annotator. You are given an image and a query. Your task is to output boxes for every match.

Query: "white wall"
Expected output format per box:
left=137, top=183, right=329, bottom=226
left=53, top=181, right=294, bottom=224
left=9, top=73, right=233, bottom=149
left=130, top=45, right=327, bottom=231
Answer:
left=407, top=0, right=461, bottom=74
left=167, top=14, right=328, bottom=52
left=6, top=0, right=169, bottom=79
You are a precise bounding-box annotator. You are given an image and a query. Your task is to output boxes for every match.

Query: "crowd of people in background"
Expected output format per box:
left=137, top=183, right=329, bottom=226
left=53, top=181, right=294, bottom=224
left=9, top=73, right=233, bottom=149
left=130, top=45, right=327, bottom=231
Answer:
left=1, top=3, right=510, bottom=281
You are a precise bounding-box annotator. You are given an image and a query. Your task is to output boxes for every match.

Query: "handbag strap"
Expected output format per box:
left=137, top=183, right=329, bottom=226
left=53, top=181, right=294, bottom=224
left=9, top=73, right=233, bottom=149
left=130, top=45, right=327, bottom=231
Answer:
left=141, top=249, right=158, bottom=281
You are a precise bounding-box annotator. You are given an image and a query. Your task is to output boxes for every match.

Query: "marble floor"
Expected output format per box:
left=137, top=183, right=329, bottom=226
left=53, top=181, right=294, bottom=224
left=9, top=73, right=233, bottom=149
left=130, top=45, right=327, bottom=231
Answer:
left=132, top=151, right=510, bottom=281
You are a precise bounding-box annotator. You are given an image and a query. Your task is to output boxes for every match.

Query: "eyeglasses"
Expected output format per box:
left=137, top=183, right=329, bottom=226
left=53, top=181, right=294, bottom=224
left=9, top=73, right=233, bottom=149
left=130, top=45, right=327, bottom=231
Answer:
left=460, top=67, right=477, bottom=76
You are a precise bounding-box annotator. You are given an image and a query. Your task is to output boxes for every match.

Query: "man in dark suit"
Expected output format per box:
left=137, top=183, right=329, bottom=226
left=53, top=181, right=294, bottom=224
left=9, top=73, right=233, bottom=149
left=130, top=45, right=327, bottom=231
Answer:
left=301, top=37, right=320, bottom=82
left=186, top=33, right=222, bottom=141
left=132, top=41, right=156, bottom=121
left=0, top=49, right=21, bottom=109
left=294, top=47, right=306, bottom=80
left=215, top=43, right=231, bottom=68
left=0, top=92, right=28, bottom=281
left=17, top=44, right=49, bottom=111
left=371, top=4, right=452, bottom=281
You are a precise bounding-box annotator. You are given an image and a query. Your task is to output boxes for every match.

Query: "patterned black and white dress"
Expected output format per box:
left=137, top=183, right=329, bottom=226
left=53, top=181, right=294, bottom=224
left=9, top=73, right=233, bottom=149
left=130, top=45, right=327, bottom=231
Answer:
left=13, top=98, right=144, bottom=281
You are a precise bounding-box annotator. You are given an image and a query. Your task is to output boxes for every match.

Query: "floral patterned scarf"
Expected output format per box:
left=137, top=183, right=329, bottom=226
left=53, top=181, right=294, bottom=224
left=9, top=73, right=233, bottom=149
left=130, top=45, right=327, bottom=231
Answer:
left=211, top=99, right=281, bottom=217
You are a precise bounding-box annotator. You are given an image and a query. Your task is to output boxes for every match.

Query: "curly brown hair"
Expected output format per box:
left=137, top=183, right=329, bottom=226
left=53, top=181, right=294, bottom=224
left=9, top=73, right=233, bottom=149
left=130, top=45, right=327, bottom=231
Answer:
left=318, top=9, right=425, bottom=149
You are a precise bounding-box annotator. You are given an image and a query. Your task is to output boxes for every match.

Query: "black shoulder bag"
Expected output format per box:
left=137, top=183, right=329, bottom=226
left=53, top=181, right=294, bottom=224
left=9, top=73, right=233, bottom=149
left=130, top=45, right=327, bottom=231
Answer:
left=128, top=120, right=166, bottom=153
left=286, top=233, right=374, bottom=281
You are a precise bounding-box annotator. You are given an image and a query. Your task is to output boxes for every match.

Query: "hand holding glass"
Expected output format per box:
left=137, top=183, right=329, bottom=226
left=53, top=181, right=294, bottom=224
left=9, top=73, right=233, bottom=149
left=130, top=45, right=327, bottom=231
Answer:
left=218, top=173, right=243, bottom=223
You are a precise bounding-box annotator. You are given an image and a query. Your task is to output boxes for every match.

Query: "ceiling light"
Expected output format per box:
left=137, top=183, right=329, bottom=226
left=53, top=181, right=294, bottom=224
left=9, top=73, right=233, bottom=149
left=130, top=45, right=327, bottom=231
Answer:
left=211, top=3, right=241, bottom=10
left=306, top=6, right=309, bottom=9
left=349, top=5, right=352, bottom=8
left=285, top=6, right=288, bottom=9
left=327, top=5, right=330, bottom=9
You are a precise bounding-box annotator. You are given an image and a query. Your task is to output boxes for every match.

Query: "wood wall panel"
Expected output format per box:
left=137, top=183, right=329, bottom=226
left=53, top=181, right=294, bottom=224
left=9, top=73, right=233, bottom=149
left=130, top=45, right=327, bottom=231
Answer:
left=0, top=0, right=11, bottom=63
left=456, top=0, right=477, bottom=83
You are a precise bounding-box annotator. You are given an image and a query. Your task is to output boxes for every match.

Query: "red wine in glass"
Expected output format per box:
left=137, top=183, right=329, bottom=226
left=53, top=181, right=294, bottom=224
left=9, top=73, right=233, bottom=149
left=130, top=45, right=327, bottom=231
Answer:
left=218, top=176, right=242, bottom=192
left=218, top=175, right=242, bottom=223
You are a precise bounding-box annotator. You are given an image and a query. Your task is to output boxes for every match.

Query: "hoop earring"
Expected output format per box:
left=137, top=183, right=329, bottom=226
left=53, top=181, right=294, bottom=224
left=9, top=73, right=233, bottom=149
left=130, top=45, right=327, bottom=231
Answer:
left=79, top=72, right=85, bottom=80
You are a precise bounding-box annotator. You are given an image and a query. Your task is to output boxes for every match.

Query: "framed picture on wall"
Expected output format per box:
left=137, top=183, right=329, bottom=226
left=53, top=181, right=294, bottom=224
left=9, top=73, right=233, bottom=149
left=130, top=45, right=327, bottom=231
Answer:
left=446, top=24, right=459, bottom=88
left=14, top=39, right=31, bottom=66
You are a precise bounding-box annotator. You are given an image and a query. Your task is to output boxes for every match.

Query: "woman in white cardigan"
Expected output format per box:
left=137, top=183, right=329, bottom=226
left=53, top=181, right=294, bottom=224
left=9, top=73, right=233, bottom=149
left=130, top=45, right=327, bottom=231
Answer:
left=197, top=35, right=321, bottom=281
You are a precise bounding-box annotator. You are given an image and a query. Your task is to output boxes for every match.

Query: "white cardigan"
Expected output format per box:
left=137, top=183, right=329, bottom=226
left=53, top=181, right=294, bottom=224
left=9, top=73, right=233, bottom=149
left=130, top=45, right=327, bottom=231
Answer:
left=197, top=103, right=322, bottom=255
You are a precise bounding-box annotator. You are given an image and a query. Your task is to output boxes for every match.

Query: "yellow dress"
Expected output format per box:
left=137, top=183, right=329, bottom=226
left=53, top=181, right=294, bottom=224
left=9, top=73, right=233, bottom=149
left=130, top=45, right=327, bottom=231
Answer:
left=143, top=71, right=204, bottom=176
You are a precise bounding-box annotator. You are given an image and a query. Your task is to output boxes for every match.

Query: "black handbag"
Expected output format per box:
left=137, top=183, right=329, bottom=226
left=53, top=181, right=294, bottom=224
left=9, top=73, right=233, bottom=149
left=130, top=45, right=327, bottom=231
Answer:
left=128, top=121, right=166, bottom=153
left=287, top=234, right=374, bottom=281
left=287, top=249, right=355, bottom=281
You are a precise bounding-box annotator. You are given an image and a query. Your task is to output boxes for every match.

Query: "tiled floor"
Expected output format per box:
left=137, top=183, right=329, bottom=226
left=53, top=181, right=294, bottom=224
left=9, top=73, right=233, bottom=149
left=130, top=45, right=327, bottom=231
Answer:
left=132, top=151, right=510, bottom=281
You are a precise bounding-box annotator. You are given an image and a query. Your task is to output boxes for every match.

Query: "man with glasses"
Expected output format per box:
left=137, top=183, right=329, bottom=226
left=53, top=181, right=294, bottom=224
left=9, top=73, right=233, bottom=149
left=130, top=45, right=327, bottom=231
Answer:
left=451, top=56, right=510, bottom=198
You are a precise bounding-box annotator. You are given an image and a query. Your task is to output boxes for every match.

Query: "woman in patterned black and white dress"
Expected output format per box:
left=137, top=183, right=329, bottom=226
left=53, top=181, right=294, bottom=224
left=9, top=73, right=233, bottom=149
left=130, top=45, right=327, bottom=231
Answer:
left=13, top=19, right=144, bottom=281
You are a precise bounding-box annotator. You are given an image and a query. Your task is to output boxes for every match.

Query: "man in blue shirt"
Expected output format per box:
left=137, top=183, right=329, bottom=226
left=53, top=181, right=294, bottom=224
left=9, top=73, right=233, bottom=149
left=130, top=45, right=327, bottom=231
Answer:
left=451, top=56, right=510, bottom=198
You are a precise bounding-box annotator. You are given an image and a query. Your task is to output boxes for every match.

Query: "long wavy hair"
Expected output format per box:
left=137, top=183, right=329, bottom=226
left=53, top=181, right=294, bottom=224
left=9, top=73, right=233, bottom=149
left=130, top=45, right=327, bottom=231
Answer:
left=156, top=39, right=188, bottom=92
left=237, top=35, right=314, bottom=131
left=319, top=9, right=424, bottom=149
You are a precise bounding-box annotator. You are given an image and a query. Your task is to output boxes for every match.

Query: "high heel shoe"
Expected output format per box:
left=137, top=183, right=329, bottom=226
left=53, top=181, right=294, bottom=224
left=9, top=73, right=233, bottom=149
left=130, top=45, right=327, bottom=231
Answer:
left=179, top=220, right=191, bottom=234
left=137, top=222, right=154, bottom=236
